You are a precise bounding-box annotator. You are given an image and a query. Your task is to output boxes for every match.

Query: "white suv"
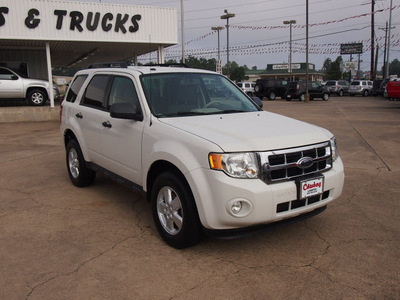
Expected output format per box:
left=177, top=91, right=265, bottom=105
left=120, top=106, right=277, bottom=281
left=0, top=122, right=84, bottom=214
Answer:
left=60, top=64, right=344, bottom=248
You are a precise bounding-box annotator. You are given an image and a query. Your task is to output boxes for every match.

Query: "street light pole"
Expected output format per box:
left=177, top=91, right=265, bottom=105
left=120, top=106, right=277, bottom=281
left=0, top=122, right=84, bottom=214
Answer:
left=220, top=10, right=235, bottom=77
left=180, top=0, right=185, bottom=64
left=211, top=26, right=224, bottom=74
left=305, top=0, right=309, bottom=102
left=283, top=20, right=296, bottom=81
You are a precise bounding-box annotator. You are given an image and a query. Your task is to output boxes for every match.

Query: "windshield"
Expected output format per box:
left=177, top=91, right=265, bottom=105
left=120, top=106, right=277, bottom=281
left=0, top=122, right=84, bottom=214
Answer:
left=140, top=72, right=259, bottom=117
left=325, top=81, right=336, bottom=86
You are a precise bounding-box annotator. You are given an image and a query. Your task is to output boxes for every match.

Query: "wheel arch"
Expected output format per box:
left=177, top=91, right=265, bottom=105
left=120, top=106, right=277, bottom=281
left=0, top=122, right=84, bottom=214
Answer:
left=26, top=86, right=49, bottom=99
left=146, top=160, right=190, bottom=202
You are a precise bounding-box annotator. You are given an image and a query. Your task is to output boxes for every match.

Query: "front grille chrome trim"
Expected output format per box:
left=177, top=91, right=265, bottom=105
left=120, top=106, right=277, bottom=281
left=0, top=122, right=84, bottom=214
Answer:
left=259, top=142, right=332, bottom=183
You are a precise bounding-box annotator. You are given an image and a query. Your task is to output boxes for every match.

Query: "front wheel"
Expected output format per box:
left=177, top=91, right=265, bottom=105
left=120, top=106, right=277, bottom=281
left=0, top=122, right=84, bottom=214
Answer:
left=339, top=90, right=344, bottom=97
left=299, top=94, right=305, bottom=101
left=363, top=90, right=369, bottom=97
left=151, top=172, right=203, bottom=249
left=322, top=93, right=329, bottom=101
left=66, top=140, right=96, bottom=187
left=268, top=91, right=276, bottom=100
left=27, top=89, right=47, bottom=106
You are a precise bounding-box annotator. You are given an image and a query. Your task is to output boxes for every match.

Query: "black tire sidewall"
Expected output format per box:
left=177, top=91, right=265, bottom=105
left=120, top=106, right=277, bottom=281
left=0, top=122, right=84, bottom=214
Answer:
left=151, top=171, right=203, bottom=249
left=28, top=89, right=47, bottom=106
left=66, top=139, right=95, bottom=187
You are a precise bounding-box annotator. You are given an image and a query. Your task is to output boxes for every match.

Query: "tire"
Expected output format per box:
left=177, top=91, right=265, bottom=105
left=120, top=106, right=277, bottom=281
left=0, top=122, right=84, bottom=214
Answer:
left=151, top=171, right=203, bottom=249
left=322, top=93, right=329, bottom=101
left=66, top=139, right=96, bottom=187
left=362, top=90, right=369, bottom=97
left=27, top=89, right=47, bottom=106
left=268, top=91, right=276, bottom=100
left=299, top=94, right=305, bottom=101
left=339, top=90, right=344, bottom=97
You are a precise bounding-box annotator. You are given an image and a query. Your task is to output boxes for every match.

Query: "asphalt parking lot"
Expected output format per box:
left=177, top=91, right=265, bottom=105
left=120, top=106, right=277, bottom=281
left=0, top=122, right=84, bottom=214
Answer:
left=1, top=96, right=399, bottom=299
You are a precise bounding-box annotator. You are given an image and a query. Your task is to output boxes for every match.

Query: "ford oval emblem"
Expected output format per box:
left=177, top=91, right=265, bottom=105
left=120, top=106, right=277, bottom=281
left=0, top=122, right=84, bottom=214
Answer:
left=297, top=157, right=314, bottom=169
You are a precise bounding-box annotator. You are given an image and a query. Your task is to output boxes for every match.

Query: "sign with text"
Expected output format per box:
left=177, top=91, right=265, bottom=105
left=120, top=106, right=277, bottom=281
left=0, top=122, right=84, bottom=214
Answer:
left=341, top=43, right=363, bottom=55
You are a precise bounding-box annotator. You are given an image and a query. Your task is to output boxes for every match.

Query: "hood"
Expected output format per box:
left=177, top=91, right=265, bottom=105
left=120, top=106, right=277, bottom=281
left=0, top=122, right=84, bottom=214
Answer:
left=159, top=111, right=333, bottom=152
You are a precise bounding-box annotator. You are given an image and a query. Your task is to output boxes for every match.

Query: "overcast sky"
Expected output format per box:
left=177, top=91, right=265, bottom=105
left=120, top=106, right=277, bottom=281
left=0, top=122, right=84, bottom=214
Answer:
left=77, top=0, right=399, bottom=72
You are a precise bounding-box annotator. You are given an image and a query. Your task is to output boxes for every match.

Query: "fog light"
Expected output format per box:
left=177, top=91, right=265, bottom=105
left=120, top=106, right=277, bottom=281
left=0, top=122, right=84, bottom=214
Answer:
left=231, top=201, right=242, bottom=214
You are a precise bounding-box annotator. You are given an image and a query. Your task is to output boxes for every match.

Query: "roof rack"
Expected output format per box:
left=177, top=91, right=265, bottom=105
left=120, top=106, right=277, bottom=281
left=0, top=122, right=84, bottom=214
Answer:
left=87, top=62, right=128, bottom=69
left=147, top=63, right=189, bottom=68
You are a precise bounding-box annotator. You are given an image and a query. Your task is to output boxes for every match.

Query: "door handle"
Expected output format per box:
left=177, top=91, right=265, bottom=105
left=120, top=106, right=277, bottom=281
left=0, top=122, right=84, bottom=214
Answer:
left=102, top=121, right=112, bottom=128
left=75, top=113, right=83, bottom=119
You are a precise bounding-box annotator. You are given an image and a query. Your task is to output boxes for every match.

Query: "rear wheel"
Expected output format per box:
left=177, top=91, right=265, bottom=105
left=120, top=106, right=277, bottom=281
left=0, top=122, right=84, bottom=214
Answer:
left=299, top=94, right=305, bottom=101
left=151, top=172, right=203, bottom=248
left=339, top=90, right=344, bottom=97
left=66, top=139, right=96, bottom=187
left=363, top=90, right=369, bottom=97
left=27, top=89, right=47, bottom=106
left=268, top=91, right=276, bottom=100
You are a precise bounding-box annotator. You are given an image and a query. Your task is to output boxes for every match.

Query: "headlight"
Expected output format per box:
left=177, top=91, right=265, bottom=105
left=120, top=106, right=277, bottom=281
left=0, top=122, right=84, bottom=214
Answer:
left=209, top=152, right=259, bottom=179
left=330, top=137, right=339, bottom=161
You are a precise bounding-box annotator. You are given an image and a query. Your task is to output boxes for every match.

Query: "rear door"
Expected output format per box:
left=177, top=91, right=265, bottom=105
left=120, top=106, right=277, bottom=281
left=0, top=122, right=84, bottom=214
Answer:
left=0, top=68, right=23, bottom=98
left=78, top=74, right=111, bottom=164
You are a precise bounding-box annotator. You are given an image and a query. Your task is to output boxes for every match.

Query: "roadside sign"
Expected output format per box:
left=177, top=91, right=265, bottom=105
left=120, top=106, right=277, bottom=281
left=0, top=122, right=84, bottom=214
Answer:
left=345, top=61, right=357, bottom=71
left=341, top=43, right=363, bottom=55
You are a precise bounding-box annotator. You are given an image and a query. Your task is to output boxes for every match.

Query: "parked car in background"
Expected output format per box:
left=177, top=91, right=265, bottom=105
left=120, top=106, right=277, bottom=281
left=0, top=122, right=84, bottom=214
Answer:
left=286, top=81, right=330, bottom=101
left=379, top=78, right=390, bottom=96
left=236, top=81, right=256, bottom=96
left=371, top=79, right=383, bottom=96
left=254, top=78, right=287, bottom=100
left=386, top=79, right=400, bottom=100
left=0, top=66, right=52, bottom=106
left=325, top=80, right=350, bottom=97
left=348, top=80, right=373, bottom=96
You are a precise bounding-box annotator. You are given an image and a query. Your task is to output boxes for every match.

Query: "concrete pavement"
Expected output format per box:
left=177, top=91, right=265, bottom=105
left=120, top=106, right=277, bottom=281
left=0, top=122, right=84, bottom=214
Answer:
left=0, top=96, right=399, bottom=299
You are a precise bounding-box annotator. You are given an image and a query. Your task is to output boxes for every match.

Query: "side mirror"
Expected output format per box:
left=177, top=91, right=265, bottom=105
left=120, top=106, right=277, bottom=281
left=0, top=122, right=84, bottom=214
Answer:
left=110, top=102, right=143, bottom=121
left=251, top=96, right=263, bottom=109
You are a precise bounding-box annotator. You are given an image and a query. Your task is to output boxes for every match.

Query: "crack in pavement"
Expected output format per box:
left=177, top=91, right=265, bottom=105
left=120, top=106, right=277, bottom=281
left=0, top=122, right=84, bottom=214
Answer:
left=25, top=236, right=136, bottom=300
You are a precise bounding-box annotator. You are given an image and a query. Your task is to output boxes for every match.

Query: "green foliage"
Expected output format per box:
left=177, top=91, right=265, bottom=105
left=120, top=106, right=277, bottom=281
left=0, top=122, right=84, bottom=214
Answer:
left=389, top=59, right=400, bottom=76
left=323, top=56, right=344, bottom=79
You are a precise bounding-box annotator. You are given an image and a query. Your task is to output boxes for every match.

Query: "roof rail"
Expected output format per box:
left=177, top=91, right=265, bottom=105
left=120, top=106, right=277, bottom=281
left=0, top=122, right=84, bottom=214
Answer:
left=87, top=62, right=128, bottom=69
left=147, top=63, right=189, bottom=68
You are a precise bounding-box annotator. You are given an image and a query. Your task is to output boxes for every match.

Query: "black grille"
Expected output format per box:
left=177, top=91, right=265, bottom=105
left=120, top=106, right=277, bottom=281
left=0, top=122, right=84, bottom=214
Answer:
left=276, top=191, right=330, bottom=213
left=261, top=142, right=332, bottom=183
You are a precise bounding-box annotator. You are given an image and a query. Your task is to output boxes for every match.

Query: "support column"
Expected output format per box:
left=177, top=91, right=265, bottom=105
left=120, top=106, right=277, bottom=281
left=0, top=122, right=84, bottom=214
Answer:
left=45, top=43, right=54, bottom=108
left=157, top=45, right=165, bottom=64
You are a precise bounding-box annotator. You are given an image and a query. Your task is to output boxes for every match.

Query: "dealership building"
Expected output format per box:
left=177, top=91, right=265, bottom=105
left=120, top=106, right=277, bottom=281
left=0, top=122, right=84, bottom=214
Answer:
left=246, top=63, right=325, bottom=82
left=0, top=0, right=177, bottom=107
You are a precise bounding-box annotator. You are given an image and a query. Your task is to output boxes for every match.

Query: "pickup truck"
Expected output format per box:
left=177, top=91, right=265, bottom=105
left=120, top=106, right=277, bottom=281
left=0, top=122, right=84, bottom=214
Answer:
left=0, top=66, right=55, bottom=106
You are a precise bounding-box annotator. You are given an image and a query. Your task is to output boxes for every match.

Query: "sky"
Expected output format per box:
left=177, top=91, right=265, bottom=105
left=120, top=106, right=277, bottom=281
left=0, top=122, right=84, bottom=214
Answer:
left=77, top=0, right=399, bottom=72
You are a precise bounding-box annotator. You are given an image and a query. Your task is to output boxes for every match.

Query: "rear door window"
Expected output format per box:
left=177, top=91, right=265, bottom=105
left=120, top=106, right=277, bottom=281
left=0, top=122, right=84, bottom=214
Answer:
left=65, top=75, right=88, bottom=103
left=81, top=75, right=110, bottom=109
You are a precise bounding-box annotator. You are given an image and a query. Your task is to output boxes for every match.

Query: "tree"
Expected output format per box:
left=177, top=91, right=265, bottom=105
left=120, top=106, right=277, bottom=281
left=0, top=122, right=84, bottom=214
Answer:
left=389, top=59, right=400, bottom=76
left=323, top=56, right=344, bottom=79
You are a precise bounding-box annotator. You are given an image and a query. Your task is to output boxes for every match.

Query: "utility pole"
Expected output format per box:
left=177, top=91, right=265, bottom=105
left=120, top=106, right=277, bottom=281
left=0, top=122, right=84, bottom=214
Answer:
left=181, top=0, right=185, bottom=64
left=370, top=0, right=375, bottom=80
left=386, top=0, right=393, bottom=78
left=379, top=22, right=388, bottom=77
left=305, top=0, right=309, bottom=102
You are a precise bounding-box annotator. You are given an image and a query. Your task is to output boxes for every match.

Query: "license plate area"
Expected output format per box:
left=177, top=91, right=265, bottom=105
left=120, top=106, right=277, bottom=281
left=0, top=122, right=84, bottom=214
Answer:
left=297, top=175, right=324, bottom=200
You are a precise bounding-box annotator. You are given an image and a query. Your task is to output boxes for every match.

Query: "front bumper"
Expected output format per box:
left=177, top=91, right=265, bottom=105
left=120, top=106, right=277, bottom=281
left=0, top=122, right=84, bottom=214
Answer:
left=187, top=157, right=344, bottom=230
